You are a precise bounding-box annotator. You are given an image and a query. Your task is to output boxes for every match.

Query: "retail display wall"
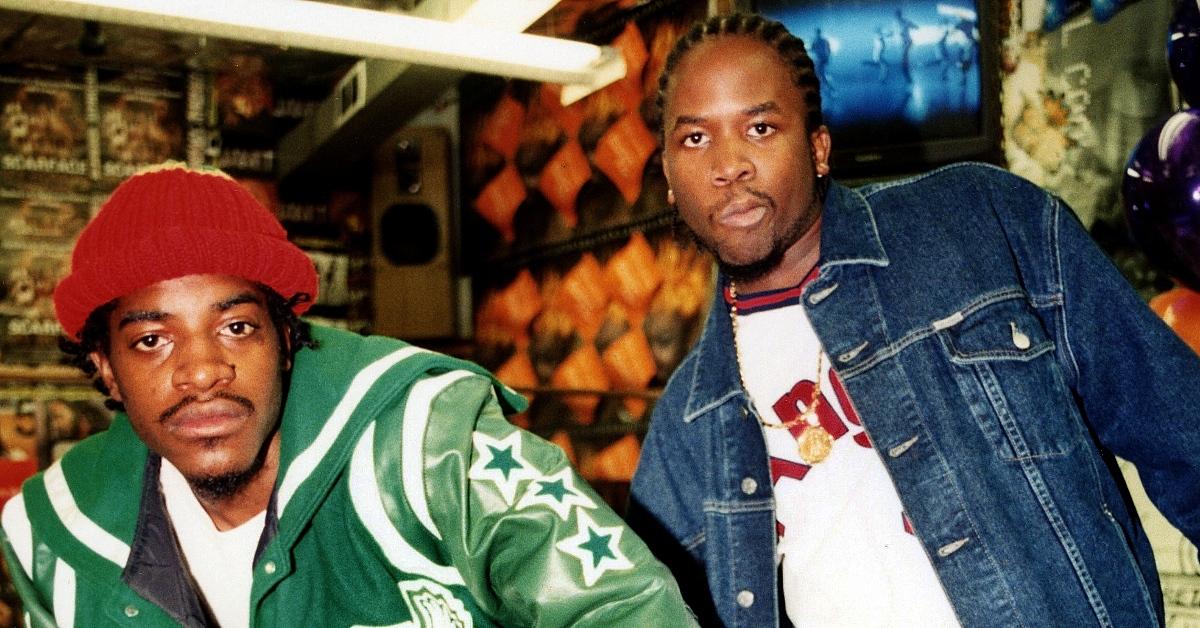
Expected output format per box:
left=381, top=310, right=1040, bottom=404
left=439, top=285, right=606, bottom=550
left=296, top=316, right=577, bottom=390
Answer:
left=461, top=0, right=709, bottom=499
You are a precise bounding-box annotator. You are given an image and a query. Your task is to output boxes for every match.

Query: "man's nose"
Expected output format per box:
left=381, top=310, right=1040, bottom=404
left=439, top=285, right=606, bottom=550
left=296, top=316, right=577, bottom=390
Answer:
left=172, top=340, right=235, bottom=391
left=711, top=144, right=754, bottom=186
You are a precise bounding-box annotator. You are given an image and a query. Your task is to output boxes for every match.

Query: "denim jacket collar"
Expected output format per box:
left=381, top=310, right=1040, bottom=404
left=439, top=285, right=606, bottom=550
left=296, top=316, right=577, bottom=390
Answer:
left=681, top=181, right=888, bottom=422
left=818, top=181, right=889, bottom=270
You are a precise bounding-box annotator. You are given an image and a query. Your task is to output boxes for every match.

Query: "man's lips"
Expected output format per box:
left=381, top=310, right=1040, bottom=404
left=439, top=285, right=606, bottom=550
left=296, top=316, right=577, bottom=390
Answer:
left=162, top=396, right=253, bottom=439
left=716, top=197, right=770, bottom=229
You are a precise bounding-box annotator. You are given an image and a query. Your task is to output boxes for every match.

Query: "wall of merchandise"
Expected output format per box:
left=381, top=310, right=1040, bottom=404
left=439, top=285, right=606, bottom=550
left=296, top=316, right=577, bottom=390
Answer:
left=462, top=0, right=709, bottom=495
left=0, top=59, right=371, bottom=459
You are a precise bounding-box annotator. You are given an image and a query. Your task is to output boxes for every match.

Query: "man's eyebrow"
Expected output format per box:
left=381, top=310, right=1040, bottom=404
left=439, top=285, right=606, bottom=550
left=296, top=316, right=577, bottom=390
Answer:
left=745, top=101, right=780, bottom=116
left=670, top=114, right=706, bottom=131
left=669, top=102, right=781, bottom=131
left=215, top=292, right=264, bottom=311
left=117, top=310, right=167, bottom=330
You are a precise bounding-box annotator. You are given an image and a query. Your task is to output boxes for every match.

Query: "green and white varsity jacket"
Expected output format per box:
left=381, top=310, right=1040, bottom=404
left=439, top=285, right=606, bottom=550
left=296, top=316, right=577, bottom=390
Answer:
left=0, top=325, right=693, bottom=627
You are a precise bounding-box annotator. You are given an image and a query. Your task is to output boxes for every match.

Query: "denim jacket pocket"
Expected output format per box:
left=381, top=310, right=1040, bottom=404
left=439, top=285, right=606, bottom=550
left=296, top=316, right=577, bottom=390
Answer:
left=936, top=296, right=1079, bottom=462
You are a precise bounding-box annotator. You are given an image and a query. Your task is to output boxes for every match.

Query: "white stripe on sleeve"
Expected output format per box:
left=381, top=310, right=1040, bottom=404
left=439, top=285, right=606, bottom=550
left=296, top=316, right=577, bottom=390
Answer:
left=1, top=494, right=34, bottom=579
left=349, top=423, right=465, bottom=585
left=52, top=558, right=75, bottom=628
left=402, top=370, right=474, bottom=540
left=43, top=464, right=130, bottom=568
left=278, top=346, right=429, bottom=518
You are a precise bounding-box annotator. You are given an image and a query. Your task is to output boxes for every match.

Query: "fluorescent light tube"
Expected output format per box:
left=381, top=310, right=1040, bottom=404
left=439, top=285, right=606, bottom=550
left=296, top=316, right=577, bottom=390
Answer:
left=0, top=0, right=625, bottom=100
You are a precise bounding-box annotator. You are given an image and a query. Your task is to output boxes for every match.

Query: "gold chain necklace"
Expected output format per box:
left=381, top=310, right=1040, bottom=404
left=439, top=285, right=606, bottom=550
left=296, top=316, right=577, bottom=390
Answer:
left=728, top=281, right=834, bottom=465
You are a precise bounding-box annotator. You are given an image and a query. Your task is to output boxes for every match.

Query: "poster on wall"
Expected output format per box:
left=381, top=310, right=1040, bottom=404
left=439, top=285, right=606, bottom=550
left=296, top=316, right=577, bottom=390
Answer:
left=0, top=66, right=96, bottom=372
left=1002, top=0, right=1178, bottom=300
left=0, top=186, right=95, bottom=368
left=97, top=68, right=185, bottom=181
left=0, top=69, right=88, bottom=178
left=1001, top=1, right=1174, bottom=227
left=0, top=389, right=112, bottom=472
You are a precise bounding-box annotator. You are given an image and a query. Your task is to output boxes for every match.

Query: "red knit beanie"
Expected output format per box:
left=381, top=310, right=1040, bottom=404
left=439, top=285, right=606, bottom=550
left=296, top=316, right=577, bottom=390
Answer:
left=54, top=162, right=319, bottom=339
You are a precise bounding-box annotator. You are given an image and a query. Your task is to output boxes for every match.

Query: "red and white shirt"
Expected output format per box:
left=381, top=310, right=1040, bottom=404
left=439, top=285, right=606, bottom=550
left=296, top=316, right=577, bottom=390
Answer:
left=729, top=277, right=960, bottom=627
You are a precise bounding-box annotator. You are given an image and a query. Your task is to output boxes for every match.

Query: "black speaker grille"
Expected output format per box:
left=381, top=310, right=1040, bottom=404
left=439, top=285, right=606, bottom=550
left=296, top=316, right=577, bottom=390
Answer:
left=380, top=203, right=440, bottom=265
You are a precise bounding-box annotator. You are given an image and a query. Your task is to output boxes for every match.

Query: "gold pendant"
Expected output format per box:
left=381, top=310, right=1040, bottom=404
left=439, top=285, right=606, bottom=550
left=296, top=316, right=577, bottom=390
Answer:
left=798, top=424, right=833, bottom=464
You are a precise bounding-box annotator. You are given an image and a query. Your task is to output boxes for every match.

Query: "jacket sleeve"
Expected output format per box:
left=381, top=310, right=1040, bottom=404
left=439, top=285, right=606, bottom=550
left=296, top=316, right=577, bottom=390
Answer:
left=415, top=372, right=696, bottom=627
left=1, top=495, right=59, bottom=628
left=1043, top=193, right=1200, bottom=546
left=627, top=404, right=721, bottom=623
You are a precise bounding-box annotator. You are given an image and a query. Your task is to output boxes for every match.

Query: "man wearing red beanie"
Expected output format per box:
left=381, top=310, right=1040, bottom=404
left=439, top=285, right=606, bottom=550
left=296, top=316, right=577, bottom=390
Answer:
left=0, top=163, right=693, bottom=627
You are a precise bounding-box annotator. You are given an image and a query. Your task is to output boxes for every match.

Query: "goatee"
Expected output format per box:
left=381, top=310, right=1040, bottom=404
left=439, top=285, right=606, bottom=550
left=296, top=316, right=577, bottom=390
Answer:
left=185, top=424, right=276, bottom=503
left=188, top=457, right=267, bottom=502
left=678, top=193, right=813, bottom=286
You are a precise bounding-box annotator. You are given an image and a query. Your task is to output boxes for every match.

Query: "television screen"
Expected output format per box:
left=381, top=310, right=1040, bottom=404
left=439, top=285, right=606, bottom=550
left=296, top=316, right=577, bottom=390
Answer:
left=755, top=0, right=1000, bottom=176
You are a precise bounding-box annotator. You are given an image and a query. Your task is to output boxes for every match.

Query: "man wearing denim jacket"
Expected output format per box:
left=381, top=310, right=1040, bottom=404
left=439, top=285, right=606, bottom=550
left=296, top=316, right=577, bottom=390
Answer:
left=628, top=12, right=1200, bottom=628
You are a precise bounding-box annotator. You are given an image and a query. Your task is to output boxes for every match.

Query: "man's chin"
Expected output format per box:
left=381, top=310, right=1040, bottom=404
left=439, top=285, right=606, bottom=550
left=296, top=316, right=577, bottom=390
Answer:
left=683, top=224, right=784, bottom=286
left=717, top=251, right=786, bottom=286
left=184, top=463, right=262, bottom=502
left=172, top=448, right=266, bottom=502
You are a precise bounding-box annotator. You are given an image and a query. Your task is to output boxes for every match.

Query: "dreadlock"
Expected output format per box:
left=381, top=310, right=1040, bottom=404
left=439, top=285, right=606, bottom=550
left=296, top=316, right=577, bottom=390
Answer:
left=654, top=12, right=825, bottom=139
left=59, top=284, right=317, bottom=412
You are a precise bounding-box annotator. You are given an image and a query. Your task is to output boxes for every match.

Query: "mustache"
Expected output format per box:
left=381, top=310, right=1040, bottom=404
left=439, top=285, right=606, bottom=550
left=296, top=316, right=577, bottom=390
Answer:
left=160, top=391, right=255, bottom=423
left=740, top=186, right=776, bottom=210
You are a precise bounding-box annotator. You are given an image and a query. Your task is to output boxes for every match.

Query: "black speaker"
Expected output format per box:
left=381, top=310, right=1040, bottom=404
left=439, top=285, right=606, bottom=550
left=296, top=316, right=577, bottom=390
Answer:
left=371, top=127, right=456, bottom=339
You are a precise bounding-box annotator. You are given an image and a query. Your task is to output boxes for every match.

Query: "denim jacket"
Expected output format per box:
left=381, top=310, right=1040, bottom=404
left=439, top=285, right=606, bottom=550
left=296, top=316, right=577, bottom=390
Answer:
left=629, top=163, right=1200, bottom=628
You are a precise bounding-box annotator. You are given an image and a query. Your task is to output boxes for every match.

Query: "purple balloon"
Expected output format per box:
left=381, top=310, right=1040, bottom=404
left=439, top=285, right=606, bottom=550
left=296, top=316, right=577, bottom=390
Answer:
left=1123, top=109, right=1200, bottom=290
left=1170, top=0, right=1200, bottom=105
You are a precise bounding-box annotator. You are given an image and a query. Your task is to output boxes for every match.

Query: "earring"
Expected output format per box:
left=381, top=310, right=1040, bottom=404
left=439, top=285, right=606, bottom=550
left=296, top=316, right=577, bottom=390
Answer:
left=667, top=189, right=676, bottom=205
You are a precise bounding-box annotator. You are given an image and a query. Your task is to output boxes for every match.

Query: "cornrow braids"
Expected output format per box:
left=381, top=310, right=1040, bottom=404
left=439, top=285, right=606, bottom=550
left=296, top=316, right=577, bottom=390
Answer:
left=654, top=12, right=825, bottom=139
left=58, top=284, right=317, bottom=412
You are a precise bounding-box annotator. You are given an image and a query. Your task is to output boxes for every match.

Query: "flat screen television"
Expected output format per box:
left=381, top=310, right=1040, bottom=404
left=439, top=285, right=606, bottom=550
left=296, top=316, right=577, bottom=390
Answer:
left=749, top=0, right=1003, bottom=178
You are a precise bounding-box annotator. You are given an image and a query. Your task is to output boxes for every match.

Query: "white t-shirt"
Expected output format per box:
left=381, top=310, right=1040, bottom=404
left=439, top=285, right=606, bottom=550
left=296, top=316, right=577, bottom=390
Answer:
left=160, top=459, right=265, bottom=628
left=729, top=280, right=960, bottom=627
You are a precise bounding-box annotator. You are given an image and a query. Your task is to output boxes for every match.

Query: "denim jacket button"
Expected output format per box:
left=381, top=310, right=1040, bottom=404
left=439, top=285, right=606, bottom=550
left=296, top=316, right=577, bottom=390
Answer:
left=937, top=537, right=970, bottom=557
left=1010, top=322, right=1031, bottom=350
left=838, top=341, right=870, bottom=363
left=737, top=589, right=755, bottom=608
left=888, top=436, right=919, bottom=458
left=741, top=477, right=758, bottom=495
left=807, top=283, right=838, bottom=305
